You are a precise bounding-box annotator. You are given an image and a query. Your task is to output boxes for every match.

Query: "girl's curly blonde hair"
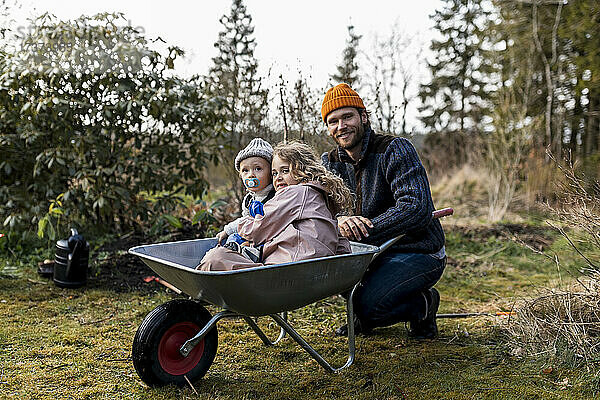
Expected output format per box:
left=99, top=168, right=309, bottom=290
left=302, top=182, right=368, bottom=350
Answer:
left=273, top=141, right=354, bottom=215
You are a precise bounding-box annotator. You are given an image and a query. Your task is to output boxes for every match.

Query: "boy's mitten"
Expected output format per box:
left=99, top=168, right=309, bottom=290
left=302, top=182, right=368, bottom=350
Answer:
left=249, top=200, right=264, bottom=217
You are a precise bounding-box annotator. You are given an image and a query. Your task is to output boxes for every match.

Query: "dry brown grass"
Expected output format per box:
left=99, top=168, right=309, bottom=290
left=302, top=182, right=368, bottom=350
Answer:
left=430, top=164, right=489, bottom=218
left=504, top=275, right=600, bottom=369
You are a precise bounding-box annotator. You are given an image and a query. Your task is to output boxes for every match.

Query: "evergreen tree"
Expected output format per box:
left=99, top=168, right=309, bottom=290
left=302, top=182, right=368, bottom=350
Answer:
left=419, top=0, right=494, bottom=165
left=331, top=25, right=362, bottom=87
left=206, top=0, right=269, bottom=200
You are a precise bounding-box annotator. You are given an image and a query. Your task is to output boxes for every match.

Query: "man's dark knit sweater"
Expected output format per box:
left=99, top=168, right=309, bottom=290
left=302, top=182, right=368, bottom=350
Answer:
left=322, top=127, right=445, bottom=254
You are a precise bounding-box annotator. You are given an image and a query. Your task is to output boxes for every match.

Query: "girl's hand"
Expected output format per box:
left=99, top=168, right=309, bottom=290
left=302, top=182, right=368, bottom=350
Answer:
left=337, top=216, right=373, bottom=241
left=216, top=231, right=228, bottom=245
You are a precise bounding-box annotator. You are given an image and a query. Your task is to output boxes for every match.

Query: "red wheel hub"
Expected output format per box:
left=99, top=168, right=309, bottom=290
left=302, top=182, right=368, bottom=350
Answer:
left=158, top=322, right=205, bottom=375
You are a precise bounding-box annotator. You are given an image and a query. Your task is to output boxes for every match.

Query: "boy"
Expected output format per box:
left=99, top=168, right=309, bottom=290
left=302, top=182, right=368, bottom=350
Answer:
left=216, top=138, right=276, bottom=247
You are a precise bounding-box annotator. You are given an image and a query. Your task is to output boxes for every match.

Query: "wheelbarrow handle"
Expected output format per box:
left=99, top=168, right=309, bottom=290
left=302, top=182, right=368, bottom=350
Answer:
left=376, top=235, right=404, bottom=256
left=432, top=207, right=454, bottom=219
left=143, top=275, right=182, bottom=294
left=374, top=208, right=454, bottom=258
left=156, top=278, right=182, bottom=295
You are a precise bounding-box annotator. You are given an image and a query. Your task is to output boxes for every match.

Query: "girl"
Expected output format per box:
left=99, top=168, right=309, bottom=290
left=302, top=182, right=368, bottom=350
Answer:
left=197, top=142, right=353, bottom=271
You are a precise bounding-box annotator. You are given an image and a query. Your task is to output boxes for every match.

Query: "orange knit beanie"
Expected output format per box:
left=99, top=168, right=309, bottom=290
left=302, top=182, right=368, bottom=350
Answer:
left=321, top=83, right=365, bottom=122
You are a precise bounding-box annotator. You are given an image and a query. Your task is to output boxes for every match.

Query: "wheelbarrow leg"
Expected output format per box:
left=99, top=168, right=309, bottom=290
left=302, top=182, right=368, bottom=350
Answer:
left=269, top=285, right=358, bottom=373
left=180, top=310, right=237, bottom=357
left=242, top=312, right=287, bottom=345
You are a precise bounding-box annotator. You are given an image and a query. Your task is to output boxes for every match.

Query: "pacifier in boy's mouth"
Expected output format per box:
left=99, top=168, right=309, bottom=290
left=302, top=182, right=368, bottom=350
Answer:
left=245, top=178, right=260, bottom=188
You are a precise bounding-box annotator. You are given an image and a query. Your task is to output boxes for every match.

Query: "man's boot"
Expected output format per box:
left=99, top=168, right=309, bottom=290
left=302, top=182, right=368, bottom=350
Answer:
left=335, top=315, right=372, bottom=337
left=408, top=287, right=440, bottom=339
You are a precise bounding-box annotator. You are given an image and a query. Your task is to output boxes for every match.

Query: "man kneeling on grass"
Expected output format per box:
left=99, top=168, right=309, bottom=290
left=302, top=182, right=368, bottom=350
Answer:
left=321, top=83, right=446, bottom=339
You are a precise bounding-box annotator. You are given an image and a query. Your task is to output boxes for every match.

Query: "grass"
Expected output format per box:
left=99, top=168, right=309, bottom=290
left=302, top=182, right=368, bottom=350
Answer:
left=1, top=216, right=598, bottom=399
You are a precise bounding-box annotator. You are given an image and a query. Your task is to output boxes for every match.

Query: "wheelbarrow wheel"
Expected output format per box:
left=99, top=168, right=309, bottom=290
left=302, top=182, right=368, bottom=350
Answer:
left=132, top=299, right=218, bottom=387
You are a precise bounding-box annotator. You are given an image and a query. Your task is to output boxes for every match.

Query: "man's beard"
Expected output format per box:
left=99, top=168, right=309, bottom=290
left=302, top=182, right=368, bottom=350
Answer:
left=337, top=124, right=365, bottom=150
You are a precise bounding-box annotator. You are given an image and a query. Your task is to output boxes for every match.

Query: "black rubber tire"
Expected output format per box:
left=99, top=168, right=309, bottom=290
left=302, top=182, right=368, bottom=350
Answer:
left=132, top=299, right=218, bottom=387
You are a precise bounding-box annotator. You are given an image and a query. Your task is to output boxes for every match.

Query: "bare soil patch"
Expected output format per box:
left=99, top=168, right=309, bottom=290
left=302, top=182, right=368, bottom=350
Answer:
left=87, top=219, right=208, bottom=293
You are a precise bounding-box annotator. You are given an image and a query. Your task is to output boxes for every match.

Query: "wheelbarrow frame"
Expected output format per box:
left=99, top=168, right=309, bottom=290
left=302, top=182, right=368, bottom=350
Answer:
left=175, top=284, right=363, bottom=373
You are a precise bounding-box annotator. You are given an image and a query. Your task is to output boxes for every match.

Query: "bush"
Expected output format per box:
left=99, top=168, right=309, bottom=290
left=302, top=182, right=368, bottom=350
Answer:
left=503, top=152, right=600, bottom=369
left=0, top=13, right=224, bottom=237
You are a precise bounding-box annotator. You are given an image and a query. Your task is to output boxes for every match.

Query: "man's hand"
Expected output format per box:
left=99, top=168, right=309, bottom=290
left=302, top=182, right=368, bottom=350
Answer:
left=337, top=215, right=374, bottom=241
left=216, top=231, right=228, bottom=245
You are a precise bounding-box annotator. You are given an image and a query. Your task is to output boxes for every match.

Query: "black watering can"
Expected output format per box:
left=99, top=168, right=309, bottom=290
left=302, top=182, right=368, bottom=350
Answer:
left=53, top=228, right=89, bottom=288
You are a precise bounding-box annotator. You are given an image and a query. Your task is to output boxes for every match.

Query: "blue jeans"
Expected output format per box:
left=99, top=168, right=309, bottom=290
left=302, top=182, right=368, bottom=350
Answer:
left=353, top=252, right=446, bottom=330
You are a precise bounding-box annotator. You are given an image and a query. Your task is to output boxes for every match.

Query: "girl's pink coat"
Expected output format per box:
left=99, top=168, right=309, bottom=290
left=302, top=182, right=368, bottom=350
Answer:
left=199, top=182, right=350, bottom=271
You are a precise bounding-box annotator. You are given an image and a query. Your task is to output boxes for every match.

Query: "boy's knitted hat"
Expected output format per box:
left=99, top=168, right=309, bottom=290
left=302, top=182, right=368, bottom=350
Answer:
left=235, top=138, right=273, bottom=171
left=321, top=83, right=365, bottom=122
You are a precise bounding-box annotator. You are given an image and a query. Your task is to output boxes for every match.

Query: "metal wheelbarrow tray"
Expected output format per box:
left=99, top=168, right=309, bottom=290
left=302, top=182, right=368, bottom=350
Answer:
left=129, top=238, right=380, bottom=387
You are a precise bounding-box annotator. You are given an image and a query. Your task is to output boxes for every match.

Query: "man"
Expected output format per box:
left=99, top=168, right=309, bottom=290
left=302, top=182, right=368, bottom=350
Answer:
left=321, top=83, right=446, bottom=339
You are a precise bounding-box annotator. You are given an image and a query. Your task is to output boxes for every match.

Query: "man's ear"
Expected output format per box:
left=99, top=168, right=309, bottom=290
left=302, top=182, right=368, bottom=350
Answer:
left=360, top=109, right=368, bottom=124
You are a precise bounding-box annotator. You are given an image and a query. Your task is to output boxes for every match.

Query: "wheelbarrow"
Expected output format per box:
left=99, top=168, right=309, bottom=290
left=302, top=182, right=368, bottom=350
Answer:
left=128, top=208, right=453, bottom=387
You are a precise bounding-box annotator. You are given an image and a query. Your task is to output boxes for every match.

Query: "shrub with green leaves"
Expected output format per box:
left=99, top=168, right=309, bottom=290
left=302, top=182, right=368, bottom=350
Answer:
left=0, top=13, right=224, bottom=237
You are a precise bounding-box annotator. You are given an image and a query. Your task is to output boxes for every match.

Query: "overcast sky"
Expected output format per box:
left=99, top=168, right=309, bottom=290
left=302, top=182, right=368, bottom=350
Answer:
left=8, top=0, right=443, bottom=129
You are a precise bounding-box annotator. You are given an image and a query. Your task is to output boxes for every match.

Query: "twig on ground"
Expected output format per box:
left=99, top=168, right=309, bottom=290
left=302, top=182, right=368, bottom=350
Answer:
left=27, top=278, right=48, bottom=285
left=184, top=375, right=198, bottom=395
left=47, top=363, right=70, bottom=371
left=79, top=313, right=115, bottom=325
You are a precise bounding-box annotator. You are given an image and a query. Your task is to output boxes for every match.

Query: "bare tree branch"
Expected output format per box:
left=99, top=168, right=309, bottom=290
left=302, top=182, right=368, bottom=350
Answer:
left=532, top=1, right=554, bottom=150
left=550, top=1, right=563, bottom=65
left=498, top=0, right=564, bottom=4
